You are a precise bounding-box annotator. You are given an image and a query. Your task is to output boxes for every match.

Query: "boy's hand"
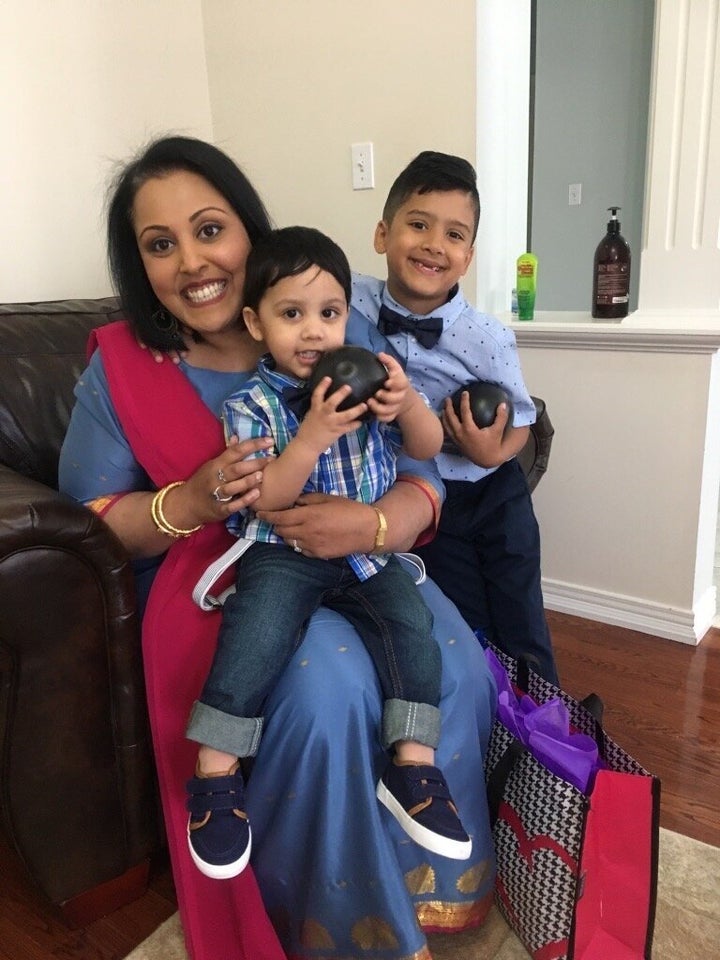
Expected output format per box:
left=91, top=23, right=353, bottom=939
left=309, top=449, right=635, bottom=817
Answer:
left=441, top=392, right=511, bottom=467
left=296, top=376, right=367, bottom=454
left=365, top=353, right=413, bottom=423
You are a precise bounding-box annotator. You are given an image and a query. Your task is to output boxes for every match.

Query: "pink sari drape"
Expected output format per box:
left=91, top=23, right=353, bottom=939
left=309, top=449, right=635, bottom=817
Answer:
left=91, top=321, right=285, bottom=960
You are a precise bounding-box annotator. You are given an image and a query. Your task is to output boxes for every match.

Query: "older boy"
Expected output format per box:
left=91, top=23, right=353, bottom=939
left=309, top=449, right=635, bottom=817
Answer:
left=348, top=151, right=558, bottom=685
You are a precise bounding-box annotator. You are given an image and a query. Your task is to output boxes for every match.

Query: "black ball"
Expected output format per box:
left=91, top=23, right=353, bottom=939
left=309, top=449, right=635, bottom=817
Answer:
left=451, top=380, right=514, bottom=430
left=309, top=346, right=388, bottom=415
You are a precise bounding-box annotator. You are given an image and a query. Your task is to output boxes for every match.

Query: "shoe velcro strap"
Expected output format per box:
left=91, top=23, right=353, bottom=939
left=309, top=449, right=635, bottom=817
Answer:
left=403, top=765, right=452, bottom=802
left=186, top=774, right=244, bottom=815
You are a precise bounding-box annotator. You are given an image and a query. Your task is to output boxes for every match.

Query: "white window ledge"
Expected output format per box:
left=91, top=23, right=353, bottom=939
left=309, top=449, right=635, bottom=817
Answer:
left=505, top=310, right=720, bottom=354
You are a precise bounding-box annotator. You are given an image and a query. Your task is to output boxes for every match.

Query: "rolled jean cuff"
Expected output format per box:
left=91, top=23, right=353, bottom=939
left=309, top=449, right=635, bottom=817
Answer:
left=186, top=700, right=263, bottom=758
left=382, top=699, right=441, bottom=750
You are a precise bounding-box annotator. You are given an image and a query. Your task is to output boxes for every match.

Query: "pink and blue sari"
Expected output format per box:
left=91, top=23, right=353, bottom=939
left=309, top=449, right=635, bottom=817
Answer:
left=59, top=320, right=497, bottom=960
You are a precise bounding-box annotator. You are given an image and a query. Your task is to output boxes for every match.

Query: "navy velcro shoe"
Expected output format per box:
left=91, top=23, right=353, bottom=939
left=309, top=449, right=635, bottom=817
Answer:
left=377, top=762, right=472, bottom=860
left=186, top=762, right=251, bottom=879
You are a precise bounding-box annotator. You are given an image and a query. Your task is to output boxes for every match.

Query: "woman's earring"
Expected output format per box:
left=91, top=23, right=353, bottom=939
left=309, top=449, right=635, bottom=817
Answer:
left=152, top=307, right=179, bottom=337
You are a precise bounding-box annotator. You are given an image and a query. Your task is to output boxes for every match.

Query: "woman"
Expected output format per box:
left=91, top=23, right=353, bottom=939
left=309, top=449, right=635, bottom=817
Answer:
left=59, top=136, right=497, bottom=960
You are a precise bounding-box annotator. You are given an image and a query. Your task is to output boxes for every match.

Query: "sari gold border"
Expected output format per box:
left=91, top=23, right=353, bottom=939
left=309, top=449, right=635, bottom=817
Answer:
left=87, top=492, right=126, bottom=517
left=284, top=892, right=494, bottom=960
left=416, top=887, right=494, bottom=933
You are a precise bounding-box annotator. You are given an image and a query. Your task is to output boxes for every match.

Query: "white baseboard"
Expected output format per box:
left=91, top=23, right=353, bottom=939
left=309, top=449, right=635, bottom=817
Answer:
left=542, top=579, right=718, bottom=646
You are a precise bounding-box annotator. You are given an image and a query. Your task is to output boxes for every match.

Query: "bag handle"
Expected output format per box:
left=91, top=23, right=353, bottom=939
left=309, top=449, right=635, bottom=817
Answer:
left=486, top=710, right=603, bottom=825
left=512, top=653, right=606, bottom=759
left=486, top=653, right=608, bottom=820
left=486, top=738, right=528, bottom=827
left=578, top=691, right=606, bottom=759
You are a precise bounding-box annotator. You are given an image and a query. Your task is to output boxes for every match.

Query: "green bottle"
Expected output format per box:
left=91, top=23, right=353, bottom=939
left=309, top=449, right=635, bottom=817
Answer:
left=516, top=253, right=538, bottom=321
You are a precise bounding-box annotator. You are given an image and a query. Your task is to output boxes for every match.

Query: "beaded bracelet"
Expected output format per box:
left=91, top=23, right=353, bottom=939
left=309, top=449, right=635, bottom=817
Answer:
left=151, top=481, right=203, bottom=538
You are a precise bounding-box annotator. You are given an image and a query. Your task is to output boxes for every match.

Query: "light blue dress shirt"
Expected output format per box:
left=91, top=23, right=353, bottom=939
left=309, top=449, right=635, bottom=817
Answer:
left=350, top=273, right=536, bottom=483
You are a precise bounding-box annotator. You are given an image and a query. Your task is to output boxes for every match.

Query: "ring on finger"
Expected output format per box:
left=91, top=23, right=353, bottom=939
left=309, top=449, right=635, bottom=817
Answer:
left=217, top=468, right=227, bottom=483
left=212, top=485, right=233, bottom=503
left=292, top=539, right=302, bottom=553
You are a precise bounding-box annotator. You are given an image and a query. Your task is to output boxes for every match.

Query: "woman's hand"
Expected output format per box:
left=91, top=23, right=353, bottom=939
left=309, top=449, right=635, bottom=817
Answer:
left=256, top=477, right=435, bottom=559
left=257, top=493, right=376, bottom=558
left=103, top=435, right=273, bottom=558
left=182, top=435, right=275, bottom=525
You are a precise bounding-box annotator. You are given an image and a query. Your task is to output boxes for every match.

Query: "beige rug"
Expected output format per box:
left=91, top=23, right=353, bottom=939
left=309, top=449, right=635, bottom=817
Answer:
left=125, top=828, right=719, bottom=959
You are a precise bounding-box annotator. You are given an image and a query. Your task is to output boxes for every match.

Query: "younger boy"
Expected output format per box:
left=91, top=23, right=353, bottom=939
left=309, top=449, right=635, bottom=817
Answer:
left=184, top=226, right=472, bottom=880
left=349, top=151, right=559, bottom=686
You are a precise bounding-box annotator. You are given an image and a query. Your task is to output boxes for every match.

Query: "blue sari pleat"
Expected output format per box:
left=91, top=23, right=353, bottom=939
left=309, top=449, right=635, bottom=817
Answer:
left=246, top=572, right=497, bottom=959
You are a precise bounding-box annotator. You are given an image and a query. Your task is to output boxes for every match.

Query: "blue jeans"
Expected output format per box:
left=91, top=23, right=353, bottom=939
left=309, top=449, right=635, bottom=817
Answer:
left=187, top=544, right=440, bottom=757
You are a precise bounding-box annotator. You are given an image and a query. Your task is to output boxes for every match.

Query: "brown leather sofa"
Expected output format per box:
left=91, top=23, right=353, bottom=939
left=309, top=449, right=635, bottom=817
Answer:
left=0, top=296, right=553, bottom=927
left=517, top=395, right=554, bottom=493
left=0, top=298, right=159, bottom=927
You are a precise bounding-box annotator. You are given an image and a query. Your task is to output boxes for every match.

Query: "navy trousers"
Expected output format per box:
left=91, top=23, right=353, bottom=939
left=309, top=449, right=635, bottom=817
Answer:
left=416, top=458, right=559, bottom=685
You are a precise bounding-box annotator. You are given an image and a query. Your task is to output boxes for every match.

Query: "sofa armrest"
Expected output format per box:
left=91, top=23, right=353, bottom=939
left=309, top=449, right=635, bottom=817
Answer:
left=516, top=397, right=555, bottom=493
left=0, top=464, right=159, bottom=907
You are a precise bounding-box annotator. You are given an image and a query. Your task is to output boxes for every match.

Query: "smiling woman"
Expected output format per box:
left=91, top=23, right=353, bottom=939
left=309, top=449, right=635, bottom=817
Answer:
left=133, top=173, right=253, bottom=348
left=106, top=139, right=272, bottom=358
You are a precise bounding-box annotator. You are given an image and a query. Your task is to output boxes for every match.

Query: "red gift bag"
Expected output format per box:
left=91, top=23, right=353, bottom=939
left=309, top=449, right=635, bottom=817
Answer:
left=484, top=645, right=660, bottom=960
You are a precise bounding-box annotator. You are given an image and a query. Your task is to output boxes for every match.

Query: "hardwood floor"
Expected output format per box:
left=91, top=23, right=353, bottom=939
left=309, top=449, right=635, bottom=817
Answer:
left=2, top=610, right=718, bottom=960
left=547, top=612, right=720, bottom=848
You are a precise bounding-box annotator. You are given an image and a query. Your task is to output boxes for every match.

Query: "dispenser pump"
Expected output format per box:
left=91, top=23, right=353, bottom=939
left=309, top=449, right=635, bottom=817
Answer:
left=592, top=205, right=631, bottom=320
left=606, top=206, right=621, bottom=234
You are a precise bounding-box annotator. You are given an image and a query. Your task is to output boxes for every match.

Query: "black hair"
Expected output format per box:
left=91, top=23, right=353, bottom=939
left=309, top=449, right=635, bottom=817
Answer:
left=382, top=150, right=481, bottom=242
left=106, top=135, right=274, bottom=350
left=243, top=226, right=352, bottom=312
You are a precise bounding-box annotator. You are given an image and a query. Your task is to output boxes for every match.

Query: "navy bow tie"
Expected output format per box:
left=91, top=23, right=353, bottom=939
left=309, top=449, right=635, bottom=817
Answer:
left=282, top=383, right=312, bottom=420
left=378, top=304, right=444, bottom=349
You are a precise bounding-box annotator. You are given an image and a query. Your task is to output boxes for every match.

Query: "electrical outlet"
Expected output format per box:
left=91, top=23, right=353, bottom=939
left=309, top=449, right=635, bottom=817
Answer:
left=351, top=142, right=374, bottom=190
left=568, top=182, right=582, bottom=206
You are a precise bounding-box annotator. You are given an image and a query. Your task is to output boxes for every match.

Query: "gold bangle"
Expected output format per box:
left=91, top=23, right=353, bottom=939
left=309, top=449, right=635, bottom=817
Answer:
left=372, top=506, right=387, bottom=552
left=151, top=481, right=203, bottom=538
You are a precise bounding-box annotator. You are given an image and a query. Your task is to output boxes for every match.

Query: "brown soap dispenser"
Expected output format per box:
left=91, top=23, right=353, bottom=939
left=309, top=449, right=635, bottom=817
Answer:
left=592, top=206, right=631, bottom=320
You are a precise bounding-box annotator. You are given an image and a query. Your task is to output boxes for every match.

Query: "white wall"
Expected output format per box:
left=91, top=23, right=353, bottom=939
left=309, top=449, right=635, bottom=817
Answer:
left=1, top=0, right=213, bottom=302
left=639, top=0, right=720, bottom=313
left=515, top=332, right=719, bottom=642
left=201, top=0, right=477, bottom=288
left=474, top=0, right=532, bottom=317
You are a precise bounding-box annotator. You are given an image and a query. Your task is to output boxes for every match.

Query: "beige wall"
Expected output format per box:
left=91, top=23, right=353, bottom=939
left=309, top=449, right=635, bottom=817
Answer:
left=521, top=344, right=710, bottom=598
left=1, top=0, right=213, bottom=302
left=2, top=0, right=477, bottom=300
left=203, top=0, right=477, bottom=286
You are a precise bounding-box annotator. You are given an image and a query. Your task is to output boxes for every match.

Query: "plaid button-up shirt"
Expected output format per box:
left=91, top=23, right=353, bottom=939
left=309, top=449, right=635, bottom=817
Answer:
left=223, top=355, right=402, bottom=580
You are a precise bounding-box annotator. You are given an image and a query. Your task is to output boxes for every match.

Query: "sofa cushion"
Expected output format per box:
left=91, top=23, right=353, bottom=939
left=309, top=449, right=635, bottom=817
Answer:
left=0, top=298, right=122, bottom=488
